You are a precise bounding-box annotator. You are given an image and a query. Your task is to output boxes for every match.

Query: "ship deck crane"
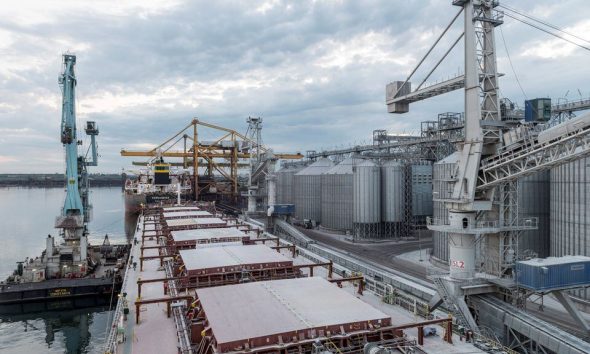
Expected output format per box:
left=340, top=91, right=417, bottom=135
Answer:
left=54, top=54, right=99, bottom=266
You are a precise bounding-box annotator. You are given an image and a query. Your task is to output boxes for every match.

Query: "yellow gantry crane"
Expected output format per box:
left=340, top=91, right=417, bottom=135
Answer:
left=121, top=119, right=303, bottom=200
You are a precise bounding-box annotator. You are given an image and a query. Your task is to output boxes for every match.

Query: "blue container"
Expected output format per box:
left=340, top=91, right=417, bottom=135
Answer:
left=270, top=204, right=295, bottom=215
left=524, top=100, right=533, bottom=122
left=524, top=98, right=551, bottom=122
left=516, top=256, right=590, bottom=292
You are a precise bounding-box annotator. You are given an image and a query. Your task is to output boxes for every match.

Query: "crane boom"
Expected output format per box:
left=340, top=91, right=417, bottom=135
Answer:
left=60, top=54, right=84, bottom=217
left=55, top=54, right=99, bottom=241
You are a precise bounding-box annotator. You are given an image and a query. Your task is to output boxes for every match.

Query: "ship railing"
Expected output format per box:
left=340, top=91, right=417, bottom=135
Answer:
left=426, top=216, right=538, bottom=230
left=161, top=235, right=193, bottom=353
left=103, top=216, right=140, bottom=354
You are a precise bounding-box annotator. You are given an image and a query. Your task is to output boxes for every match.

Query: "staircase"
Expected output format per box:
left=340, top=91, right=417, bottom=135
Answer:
left=431, top=276, right=479, bottom=333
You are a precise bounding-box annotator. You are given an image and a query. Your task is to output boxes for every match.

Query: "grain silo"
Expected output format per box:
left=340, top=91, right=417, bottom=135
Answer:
left=381, top=160, right=404, bottom=238
left=519, top=171, right=550, bottom=258
left=321, top=158, right=354, bottom=232
left=353, top=159, right=381, bottom=239
left=293, top=158, right=334, bottom=223
left=276, top=163, right=306, bottom=205
left=550, top=157, right=590, bottom=300
left=411, top=162, right=433, bottom=226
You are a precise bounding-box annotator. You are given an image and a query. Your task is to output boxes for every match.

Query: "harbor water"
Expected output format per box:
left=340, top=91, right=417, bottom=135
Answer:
left=0, top=187, right=136, bottom=354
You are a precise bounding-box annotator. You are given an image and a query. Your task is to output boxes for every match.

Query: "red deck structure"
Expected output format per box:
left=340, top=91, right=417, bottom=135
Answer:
left=189, top=277, right=399, bottom=353
left=175, top=245, right=299, bottom=289
left=169, top=228, right=250, bottom=250
left=165, top=217, right=228, bottom=231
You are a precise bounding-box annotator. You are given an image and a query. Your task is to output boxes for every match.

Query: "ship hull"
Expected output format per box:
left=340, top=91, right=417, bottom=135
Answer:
left=125, top=192, right=192, bottom=214
left=0, top=277, right=123, bottom=305
left=124, top=193, right=146, bottom=214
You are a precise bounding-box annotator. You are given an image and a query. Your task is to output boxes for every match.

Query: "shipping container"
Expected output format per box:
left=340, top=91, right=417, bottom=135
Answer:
left=524, top=98, right=551, bottom=122
left=516, top=256, right=590, bottom=292
left=270, top=204, right=295, bottom=215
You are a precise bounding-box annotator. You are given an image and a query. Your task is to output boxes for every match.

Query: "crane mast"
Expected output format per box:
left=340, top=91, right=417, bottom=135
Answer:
left=55, top=54, right=99, bottom=246
left=387, top=0, right=590, bottom=333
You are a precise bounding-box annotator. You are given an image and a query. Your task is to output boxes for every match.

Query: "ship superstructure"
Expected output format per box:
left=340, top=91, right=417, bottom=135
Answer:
left=123, top=159, right=192, bottom=214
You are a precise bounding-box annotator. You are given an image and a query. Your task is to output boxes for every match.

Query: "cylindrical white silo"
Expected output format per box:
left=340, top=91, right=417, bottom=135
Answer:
left=518, top=171, right=550, bottom=258
left=550, top=156, right=590, bottom=300
left=293, top=158, right=334, bottom=223
left=381, top=160, right=404, bottom=238
left=353, top=159, right=381, bottom=239
left=321, top=158, right=354, bottom=232
left=277, top=163, right=306, bottom=205
left=411, top=161, right=433, bottom=227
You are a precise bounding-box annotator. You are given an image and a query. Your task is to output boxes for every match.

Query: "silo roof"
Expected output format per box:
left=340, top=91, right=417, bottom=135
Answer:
left=324, top=157, right=355, bottom=175
left=295, top=157, right=334, bottom=176
left=355, top=159, right=377, bottom=167
left=382, top=160, right=404, bottom=167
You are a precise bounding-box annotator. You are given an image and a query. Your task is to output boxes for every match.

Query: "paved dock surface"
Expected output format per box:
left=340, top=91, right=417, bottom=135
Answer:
left=299, top=227, right=432, bottom=279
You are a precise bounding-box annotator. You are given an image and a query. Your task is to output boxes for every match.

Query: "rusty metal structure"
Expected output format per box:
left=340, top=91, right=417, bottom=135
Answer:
left=121, top=119, right=303, bottom=203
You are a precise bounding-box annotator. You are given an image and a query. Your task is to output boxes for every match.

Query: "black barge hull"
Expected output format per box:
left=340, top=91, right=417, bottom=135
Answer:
left=0, top=277, right=122, bottom=305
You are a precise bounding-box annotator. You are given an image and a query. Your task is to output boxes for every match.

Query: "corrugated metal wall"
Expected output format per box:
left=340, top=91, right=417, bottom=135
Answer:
left=277, top=164, right=305, bottom=205
left=293, top=158, right=334, bottom=222
left=353, top=160, right=381, bottom=239
left=550, top=157, right=590, bottom=300
left=381, top=160, right=404, bottom=237
left=321, top=158, right=354, bottom=231
left=411, top=162, right=433, bottom=226
left=519, top=171, right=550, bottom=258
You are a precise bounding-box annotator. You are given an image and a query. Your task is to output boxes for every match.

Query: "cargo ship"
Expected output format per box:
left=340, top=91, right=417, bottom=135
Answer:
left=0, top=54, right=130, bottom=306
left=124, top=160, right=192, bottom=214
left=103, top=203, right=501, bottom=354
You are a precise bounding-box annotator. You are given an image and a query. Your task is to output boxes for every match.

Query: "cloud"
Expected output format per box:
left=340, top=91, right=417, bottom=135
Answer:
left=0, top=0, right=588, bottom=173
left=520, top=20, right=590, bottom=59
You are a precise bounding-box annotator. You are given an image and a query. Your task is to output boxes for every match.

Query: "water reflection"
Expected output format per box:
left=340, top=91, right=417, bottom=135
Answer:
left=0, top=187, right=131, bottom=353
left=0, top=301, right=112, bottom=354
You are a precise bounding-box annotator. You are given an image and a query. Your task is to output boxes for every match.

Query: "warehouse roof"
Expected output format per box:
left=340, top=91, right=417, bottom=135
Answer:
left=179, top=244, right=291, bottom=271
left=171, top=228, right=247, bottom=242
left=196, top=277, right=390, bottom=346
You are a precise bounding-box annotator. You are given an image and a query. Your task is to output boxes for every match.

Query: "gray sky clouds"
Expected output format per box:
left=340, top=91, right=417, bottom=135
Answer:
left=0, top=0, right=589, bottom=173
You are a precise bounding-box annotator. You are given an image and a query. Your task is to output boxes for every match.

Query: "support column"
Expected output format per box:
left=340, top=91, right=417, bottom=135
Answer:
left=448, top=211, right=477, bottom=279
left=554, top=290, right=590, bottom=332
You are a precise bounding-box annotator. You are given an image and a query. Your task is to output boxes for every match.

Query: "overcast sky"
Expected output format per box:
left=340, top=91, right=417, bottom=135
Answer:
left=0, top=0, right=588, bottom=173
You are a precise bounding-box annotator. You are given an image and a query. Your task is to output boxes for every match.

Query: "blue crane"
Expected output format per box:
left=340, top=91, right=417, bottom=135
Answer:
left=57, top=54, right=98, bottom=239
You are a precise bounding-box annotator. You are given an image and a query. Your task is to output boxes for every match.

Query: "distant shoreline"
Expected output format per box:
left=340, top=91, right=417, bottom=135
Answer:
left=0, top=174, right=124, bottom=187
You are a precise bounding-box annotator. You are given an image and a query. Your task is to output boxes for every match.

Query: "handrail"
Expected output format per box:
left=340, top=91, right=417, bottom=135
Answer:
left=103, top=215, right=142, bottom=354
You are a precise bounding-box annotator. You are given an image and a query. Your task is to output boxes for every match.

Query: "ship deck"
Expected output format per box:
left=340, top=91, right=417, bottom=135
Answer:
left=110, top=209, right=487, bottom=354
left=116, top=215, right=179, bottom=354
